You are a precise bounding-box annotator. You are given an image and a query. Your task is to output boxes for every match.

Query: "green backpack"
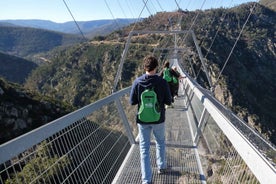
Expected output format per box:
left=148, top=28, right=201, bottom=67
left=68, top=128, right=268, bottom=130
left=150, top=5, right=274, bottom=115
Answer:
left=138, top=88, right=160, bottom=123
left=163, top=68, right=172, bottom=82
left=172, top=76, right=178, bottom=84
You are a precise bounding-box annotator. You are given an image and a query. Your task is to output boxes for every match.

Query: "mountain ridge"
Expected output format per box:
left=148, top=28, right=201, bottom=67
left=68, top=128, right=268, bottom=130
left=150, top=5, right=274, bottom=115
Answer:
left=0, top=18, right=137, bottom=37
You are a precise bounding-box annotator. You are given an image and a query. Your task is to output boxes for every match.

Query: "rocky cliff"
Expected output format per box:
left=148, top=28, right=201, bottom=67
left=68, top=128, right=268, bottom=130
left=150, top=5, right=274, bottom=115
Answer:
left=0, top=78, right=73, bottom=144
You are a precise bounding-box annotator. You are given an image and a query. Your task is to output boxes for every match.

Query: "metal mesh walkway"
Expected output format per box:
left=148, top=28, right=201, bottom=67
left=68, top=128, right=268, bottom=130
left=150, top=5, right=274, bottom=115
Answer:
left=113, top=95, right=203, bottom=184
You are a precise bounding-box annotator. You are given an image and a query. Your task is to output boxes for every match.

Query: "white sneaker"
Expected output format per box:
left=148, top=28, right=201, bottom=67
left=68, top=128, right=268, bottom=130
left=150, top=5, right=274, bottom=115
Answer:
left=166, top=104, right=174, bottom=108
left=158, top=168, right=167, bottom=174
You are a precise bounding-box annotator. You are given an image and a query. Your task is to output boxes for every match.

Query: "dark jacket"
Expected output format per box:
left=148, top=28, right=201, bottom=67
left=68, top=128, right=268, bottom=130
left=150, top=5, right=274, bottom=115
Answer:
left=130, top=74, right=171, bottom=124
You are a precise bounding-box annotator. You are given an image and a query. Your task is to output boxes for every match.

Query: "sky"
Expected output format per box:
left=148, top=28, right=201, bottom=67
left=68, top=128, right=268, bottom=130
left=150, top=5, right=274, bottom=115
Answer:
left=0, top=0, right=257, bottom=23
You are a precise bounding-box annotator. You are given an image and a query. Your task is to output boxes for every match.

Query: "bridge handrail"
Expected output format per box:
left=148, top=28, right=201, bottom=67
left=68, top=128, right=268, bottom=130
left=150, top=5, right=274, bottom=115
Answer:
left=0, top=87, right=131, bottom=164
left=182, top=73, right=276, bottom=183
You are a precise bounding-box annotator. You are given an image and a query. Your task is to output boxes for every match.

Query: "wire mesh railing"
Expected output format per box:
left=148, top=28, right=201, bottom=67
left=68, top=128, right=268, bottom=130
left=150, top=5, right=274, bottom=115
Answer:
left=0, top=87, right=136, bottom=184
left=180, top=72, right=276, bottom=184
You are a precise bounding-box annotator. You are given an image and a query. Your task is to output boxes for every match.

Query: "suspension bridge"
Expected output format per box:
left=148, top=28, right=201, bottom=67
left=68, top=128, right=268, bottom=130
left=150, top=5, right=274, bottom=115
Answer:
left=1, top=0, right=276, bottom=183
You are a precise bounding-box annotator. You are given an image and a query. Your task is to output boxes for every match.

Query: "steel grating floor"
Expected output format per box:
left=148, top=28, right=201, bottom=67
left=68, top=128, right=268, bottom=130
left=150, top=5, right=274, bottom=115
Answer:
left=112, top=94, right=204, bottom=184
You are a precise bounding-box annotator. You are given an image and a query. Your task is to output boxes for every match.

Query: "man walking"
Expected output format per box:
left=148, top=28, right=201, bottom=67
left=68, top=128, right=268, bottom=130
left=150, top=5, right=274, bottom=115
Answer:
left=130, top=55, right=172, bottom=184
left=160, top=61, right=180, bottom=108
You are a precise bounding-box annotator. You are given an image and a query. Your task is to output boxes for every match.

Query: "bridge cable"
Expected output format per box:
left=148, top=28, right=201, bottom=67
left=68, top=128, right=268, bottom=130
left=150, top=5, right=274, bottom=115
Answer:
left=125, top=0, right=136, bottom=19
left=138, top=0, right=164, bottom=60
left=152, top=0, right=188, bottom=65
left=175, top=0, right=212, bottom=85
left=150, top=2, right=178, bottom=65
left=143, top=0, right=155, bottom=15
left=174, top=0, right=181, bottom=10
left=155, top=0, right=164, bottom=11
left=129, top=0, right=149, bottom=33
left=181, top=0, right=207, bottom=43
left=62, top=0, right=87, bottom=41
left=151, top=0, right=206, bottom=72
left=203, top=8, right=229, bottom=59
left=112, top=0, right=149, bottom=91
left=117, top=0, right=129, bottom=20
left=198, top=0, right=225, bottom=48
left=104, top=0, right=121, bottom=29
left=212, top=2, right=257, bottom=90
left=194, top=0, right=233, bottom=79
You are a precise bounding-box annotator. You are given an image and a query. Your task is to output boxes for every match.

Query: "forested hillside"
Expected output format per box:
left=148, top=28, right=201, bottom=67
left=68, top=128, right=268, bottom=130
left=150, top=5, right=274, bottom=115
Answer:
left=260, top=0, right=276, bottom=10
left=24, top=42, right=128, bottom=106
left=0, top=52, right=38, bottom=84
left=23, top=2, right=276, bottom=144
left=0, top=26, right=83, bottom=57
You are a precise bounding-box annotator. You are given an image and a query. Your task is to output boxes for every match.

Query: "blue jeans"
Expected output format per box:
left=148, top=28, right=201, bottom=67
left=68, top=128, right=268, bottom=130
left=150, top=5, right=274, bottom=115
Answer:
left=138, top=122, right=166, bottom=183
